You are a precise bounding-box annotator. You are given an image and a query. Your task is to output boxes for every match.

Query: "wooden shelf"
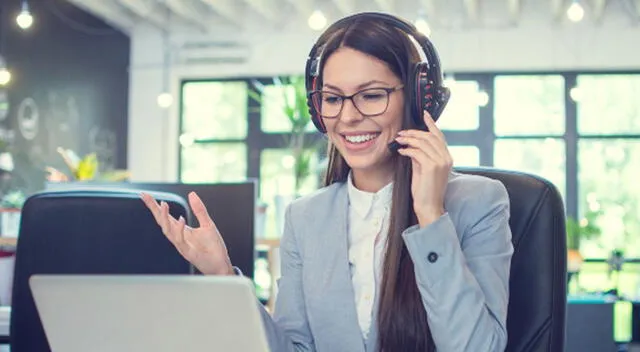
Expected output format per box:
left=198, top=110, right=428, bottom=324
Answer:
left=256, top=238, right=281, bottom=248
left=0, top=237, right=17, bottom=247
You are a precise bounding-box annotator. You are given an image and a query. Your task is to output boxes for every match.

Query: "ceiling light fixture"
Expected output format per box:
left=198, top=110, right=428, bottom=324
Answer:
left=567, top=1, right=585, bottom=22
left=308, top=10, right=327, bottom=31
left=16, top=1, right=34, bottom=30
left=157, top=92, right=173, bottom=109
left=0, top=56, right=11, bottom=86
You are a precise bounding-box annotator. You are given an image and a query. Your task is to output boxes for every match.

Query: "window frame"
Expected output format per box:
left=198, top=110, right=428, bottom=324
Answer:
left=177, top=70, right=640, bottom=260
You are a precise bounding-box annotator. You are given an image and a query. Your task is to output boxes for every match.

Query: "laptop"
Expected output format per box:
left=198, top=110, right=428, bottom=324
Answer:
left=29, top=274, right=270, bottom=352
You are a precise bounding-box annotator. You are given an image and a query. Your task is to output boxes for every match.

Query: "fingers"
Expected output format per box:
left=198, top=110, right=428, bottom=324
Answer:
left=397, top=146, right=434, bottom=171
left=159, top=200, right=172, bottom=236
left=169, top=215, right=189, bottom=251
left=395, top=134, right=453, bottom=171
left=396, top=110, right=451, bottom=163
left=397, top=128, right=445, bottom=150
left=188, top=192, right=215, bottom=228
left=396, top=131, right=451, bottom=162
left=398, top=113, right=446, bottom=148
left=141, top=192, right=189, bottom=249
left=140, top=192, right=163, bottom=222
left=422, top=111, right=446, bottom=140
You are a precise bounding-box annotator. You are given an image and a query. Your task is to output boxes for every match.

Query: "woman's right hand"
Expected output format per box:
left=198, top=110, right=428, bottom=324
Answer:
left=140, top=191, right=234, bottom=276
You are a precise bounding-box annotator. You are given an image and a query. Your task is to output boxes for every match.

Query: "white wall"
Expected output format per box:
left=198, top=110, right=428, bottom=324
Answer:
left=127, top=19, right=640, bottom=181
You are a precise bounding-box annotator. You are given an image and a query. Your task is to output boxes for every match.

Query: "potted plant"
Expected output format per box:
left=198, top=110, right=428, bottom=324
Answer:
left=249, top=76, right=324, bottom=195
left=46, top=147, right=130, bottom=183
left=566, top=207, right=602, bottom=277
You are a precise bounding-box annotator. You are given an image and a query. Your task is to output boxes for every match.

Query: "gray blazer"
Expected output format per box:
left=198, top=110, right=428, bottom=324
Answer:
left=258, top=172, right=514, bottom=352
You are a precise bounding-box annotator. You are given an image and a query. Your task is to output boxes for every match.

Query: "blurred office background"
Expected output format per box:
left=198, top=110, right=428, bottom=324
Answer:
left=0, top=0, right=639, bottom=350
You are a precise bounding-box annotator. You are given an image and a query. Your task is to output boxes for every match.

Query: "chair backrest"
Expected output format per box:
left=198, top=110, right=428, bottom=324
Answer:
left=10, top=189, right=192, bottom=352
left=456, top=167, right=567, bottom=352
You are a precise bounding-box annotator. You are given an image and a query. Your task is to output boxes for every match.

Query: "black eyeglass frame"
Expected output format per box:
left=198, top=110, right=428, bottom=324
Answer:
left=308, top=85, right=404, bottom=119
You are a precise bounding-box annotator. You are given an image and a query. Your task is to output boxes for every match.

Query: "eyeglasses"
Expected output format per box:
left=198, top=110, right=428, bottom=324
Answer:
left=309, top=85, right=404, bottom=119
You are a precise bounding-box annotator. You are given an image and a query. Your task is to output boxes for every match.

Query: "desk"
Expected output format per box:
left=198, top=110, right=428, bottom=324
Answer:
left=567, top=296, right=617, bottom=352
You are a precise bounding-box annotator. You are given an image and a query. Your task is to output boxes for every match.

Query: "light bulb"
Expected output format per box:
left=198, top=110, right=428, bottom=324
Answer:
left=308, top=10, right=327, bottom=31
left=0, top=69, right=11, bottom=86
left=567, top=2, right=584, bottom=22
left=414, top=18, right=431, bottom=37
left=570, top=86, right=582, bottom=102
left=16, top=10, right=33, bottom=29
left=157, top=92, right=173, bottom=108
left=476, top=91, right=489, bottom=107
left=179, top=133, right=195, bottom=147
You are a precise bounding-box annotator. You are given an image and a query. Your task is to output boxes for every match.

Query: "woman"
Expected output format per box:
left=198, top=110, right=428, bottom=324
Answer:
left=141, top=12, right=513, bottom=352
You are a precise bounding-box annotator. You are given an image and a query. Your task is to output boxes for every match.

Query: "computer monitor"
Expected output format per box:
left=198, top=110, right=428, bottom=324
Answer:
left=46, top=181, right=257, bottom=278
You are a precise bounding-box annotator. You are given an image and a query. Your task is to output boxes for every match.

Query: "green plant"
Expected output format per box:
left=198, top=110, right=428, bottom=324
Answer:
left=566, top=207, right=602, bottom=250
left=1, top=190, right=25, bottom=208
left=249, top=76, right=323, bottom=194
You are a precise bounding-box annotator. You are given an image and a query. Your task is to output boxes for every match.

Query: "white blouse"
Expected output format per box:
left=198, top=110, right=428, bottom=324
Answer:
left=346, top=173, right=393, bottom=339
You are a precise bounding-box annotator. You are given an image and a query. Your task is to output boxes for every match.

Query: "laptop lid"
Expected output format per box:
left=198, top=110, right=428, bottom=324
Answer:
left=29, top=274, right=270, bottom=352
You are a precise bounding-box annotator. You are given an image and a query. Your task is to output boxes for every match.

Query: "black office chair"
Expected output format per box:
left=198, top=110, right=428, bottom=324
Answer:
left=456, top=167, right=567, bottom=352
left=9, top=189, right=193, bottom=352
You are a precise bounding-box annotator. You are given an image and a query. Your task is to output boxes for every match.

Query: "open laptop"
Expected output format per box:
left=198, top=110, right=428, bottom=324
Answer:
left=29, top=275, right=270, bottom=352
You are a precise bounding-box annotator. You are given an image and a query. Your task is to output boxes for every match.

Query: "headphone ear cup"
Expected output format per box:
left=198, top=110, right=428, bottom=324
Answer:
left=430, top=86, right=451, bottom=120
left=413, top=62, right=452, bottom=127
left=411, top=62, right=431, bottom=130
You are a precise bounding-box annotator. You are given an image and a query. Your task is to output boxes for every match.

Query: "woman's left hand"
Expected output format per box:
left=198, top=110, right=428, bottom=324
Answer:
left=395, top=111, right=453, bottom=227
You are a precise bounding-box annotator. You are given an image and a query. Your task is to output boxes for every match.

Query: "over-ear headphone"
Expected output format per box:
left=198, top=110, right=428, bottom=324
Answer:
left=304, top=12, right=451, bottom=135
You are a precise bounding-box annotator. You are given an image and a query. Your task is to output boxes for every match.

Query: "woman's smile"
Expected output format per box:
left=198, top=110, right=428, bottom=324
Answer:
left=340, top=131, right=382, bottom=152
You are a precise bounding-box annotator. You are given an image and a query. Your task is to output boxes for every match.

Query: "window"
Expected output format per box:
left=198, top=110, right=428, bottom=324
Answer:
left=492, top=75, right=567, bottom=201
left=577, top=139, right=640, bottom=258
left=494, top=138, right=567, bottom=200
left=575, top=74, right=640, bottom=259
left=180, top=143, right=247, bottom=183
left=494, top=75, right=565, bottom=136
left=576, top=75, right=640, bottom=135
left=181, top=81, right=248, bottom=139
left=437, top=80, right=482, bottom=131
left=179, top=81, right=249, bottom=183
left=260, top=83, right=315, bottom=133
left=449, top=145, right=480, bottom=166
left=176, top=74, right=640, bottom=261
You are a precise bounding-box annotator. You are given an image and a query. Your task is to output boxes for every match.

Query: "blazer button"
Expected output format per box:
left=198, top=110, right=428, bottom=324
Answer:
left=427, top=252, right=438, bottom=263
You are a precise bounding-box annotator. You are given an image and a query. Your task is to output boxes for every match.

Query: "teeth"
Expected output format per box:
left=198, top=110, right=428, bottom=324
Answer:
left=345, top=134, right=377, bottom=143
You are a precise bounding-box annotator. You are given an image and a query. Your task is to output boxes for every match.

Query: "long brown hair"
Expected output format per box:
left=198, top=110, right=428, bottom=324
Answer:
left=318, top=17, right=435, bottom=352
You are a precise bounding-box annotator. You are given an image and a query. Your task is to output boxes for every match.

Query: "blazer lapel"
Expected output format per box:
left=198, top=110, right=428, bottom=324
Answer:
left=304, top=183, right=365, bottom=352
